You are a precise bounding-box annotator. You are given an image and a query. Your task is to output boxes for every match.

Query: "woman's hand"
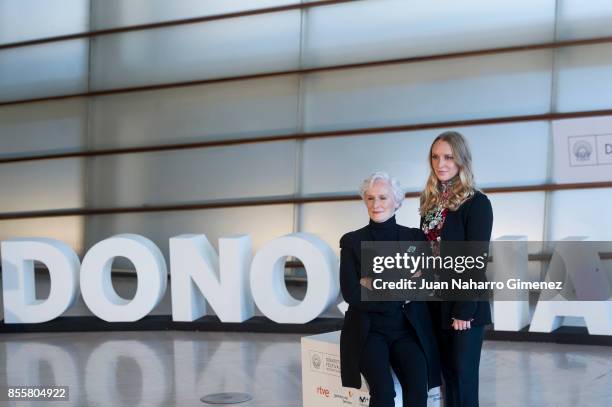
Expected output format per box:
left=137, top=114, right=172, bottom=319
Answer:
left=451, top=318, right=473, bottom=330
left=360, top=277, right=373, bottom=290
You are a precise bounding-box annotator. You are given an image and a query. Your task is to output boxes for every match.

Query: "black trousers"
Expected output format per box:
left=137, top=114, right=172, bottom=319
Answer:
left=359, top=313, right=428, bottom=407
left=437, top=325, right=485, bottom=407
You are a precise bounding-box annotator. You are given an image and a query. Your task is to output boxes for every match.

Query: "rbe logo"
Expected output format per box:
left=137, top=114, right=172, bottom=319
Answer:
left=316, top=386, right=330, bottom=398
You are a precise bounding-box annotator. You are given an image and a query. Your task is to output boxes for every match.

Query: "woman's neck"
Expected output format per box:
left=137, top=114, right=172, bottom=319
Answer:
left=439, top=177, right=456, bottom=193
left=368, top=215, right=396, bottom=228
left=435, top=177, right=458, bottom=209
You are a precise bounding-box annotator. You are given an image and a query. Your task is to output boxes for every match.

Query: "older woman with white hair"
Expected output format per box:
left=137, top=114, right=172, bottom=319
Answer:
left=339, top=172, right=441, bottom=407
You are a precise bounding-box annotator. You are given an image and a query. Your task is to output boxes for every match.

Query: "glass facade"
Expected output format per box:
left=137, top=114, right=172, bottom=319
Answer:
left=0, top=0, right=611, bottom=257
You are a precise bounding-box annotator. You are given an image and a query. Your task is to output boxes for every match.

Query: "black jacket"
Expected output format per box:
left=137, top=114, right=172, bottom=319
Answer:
left=421, top=190, right=494, bottom=327
left=339, top=218, right=441, bottom=390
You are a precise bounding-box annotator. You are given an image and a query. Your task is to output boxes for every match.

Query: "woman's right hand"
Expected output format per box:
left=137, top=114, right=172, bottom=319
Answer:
left=451, top=318, right=473, bottom=330
left=360, top=277, right=373, bottom=290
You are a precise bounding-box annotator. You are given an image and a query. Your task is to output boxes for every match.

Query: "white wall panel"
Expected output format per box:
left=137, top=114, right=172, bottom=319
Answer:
left=305, top=0, right=555, bottom=66
left=302, top=132, right=432, bottom=195
left=467, top=123, right=550, bottom=188
left=84, top=205, right=295, bottom=258
left=303, top=50, right=552, bottom=132
left=300, top=201, right=368, bottom=256
left=91, top=0, right=302, bottom=30
left=0, top=217, right=83, bottom=254
left=87, top=142, right=297, bottom=207
left=394, top=198, right=423, bottom=231
left=0, top=100, right=86, bottom=157
left=89, top=76, right=299, bottom=149
left=302, top=122, right=549, bottom=195
left=0, top=159, right=83, bottom=212
left=557, top=0, right=612, bottom=40
left=488, top=192, right=546, bottom=241
left=0, top=40, right=88, bottom=102
left=548, top=189, right=612, bottom=241
left=90, top=12, right=301, bottom=90
left=0, top=0, right=88, bottom=44
left=301, top=192, right=545, bottom=255
left=556, top=44, right=612, bottom=112
left=300, top=198, right=421, bottom=256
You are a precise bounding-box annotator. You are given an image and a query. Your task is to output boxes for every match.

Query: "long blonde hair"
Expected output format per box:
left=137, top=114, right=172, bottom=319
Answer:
left=419, top=131, right=476, bottom=216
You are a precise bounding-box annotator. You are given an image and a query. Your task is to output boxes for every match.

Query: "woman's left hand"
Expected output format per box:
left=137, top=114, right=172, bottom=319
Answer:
left=451, top=318, right=473, bottom=330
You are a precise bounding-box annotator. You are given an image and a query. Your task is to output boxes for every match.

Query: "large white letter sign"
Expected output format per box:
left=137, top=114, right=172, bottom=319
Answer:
left=1, top=238, right=80, bottom=323
left=80, top=234, right=167, bottom=322
left=492, top=236, right=530, bottom=332
left=250, top=233, right=339, bottom=324
left=530, top=238, right=612, bottom=335
left=530, top=300, right=612, bottom=335
left=170, top=234, right=253, bottom=322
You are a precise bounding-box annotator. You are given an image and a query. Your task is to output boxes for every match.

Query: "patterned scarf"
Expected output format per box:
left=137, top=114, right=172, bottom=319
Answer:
left=422, top=179, right=454, bottom=254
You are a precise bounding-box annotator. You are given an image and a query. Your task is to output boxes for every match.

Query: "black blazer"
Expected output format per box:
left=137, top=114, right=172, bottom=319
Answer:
left=339, top=223, right=441, bottom=390
left=421, top=190, right=494, bottom=327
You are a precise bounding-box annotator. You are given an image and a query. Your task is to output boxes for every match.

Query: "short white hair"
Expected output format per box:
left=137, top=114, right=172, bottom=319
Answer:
left=359, top=171, right=405, bottom=208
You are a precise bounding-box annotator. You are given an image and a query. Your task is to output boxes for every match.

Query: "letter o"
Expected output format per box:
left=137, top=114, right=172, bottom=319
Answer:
left=250, top=233, right=339, bottom=323
left=80, top=234, right=167, bottom=322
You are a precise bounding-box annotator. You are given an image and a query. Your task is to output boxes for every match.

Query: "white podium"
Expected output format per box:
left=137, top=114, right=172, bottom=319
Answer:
left=301, top=331, right=442, bottom=406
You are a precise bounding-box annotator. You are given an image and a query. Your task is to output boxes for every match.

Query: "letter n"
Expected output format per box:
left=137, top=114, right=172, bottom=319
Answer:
left=170, top=234, right=253, bottom=322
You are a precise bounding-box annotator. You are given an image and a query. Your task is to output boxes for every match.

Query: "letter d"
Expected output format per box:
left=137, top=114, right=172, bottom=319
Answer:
left=2, top=238, right=80, bottom=323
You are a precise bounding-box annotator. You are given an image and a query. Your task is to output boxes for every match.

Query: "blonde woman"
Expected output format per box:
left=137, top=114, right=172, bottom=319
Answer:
left=419, top=131, right=493, bottom=407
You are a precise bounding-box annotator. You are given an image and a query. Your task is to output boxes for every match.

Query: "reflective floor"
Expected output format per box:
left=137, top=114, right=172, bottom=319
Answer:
left=0, top=331, right=610, bottom=406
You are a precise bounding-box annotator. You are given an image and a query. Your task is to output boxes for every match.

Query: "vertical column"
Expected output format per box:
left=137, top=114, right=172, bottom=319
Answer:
left=289, top=2, right=310, bottom=281
left=82, top=0, right=95, bottom=257
left=541, top=0, right=560, bottom=280
left=293, top=1, right=308, bottom=234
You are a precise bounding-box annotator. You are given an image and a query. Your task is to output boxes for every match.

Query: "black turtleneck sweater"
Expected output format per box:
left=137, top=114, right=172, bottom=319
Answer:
left=365, top=216, right=403, bottom=316
left=366, top=215, right=400, bottom=242
left=339, top=215, right=425, bottom=314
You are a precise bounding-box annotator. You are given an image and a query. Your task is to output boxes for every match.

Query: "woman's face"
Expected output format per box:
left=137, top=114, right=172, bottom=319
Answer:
left=364, top=180, right=398, bottom=223
left=431, top=140, right=459, bottom=182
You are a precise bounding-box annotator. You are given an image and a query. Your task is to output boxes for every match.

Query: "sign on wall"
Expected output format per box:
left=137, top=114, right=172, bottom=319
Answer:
left=553, top=116, right=612, bottom=183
